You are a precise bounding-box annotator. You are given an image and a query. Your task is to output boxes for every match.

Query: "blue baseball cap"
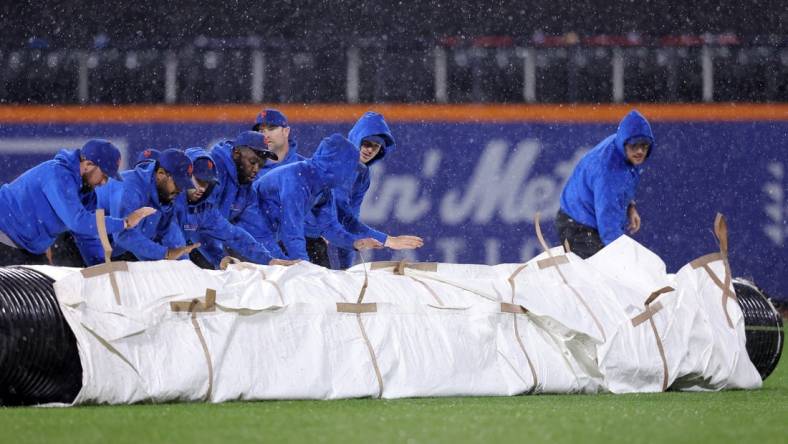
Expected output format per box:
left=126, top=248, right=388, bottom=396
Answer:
left=626, top=136, right=652, bottom=146
left=81, top=139, right=122, bottom=180
left=255, top=108, right=288, bottom=127
left=231, top=131, right=279, bottom=160
left=192, top=157, right=218, bottom=183
left=157, top=149, right=195, bottom=190
left=135, top=148, right=160, bottom=166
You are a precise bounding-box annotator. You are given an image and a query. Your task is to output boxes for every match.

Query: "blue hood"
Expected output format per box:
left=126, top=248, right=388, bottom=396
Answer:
left=347, top=111, right=396, bottom=166
left=614, top=109, right=655, bottom=160
left=307, top=134, right=360, bottom=189
left=210, top=140, right=240, bottom=185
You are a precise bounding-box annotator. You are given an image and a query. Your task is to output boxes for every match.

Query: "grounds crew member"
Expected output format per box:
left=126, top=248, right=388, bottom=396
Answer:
left=208, top=131, right=278, bottom=228
left=252, top=134, right=383, bottom=261
left=253, top=108, right=304, bottom=174
left=239, top=108, right=326, bottom=260
left=556, top=109, right=655, bottom=258
left=335, top=111, right=424, bottom=268
left=78, top=148, right=200, bottom=262
left=177, top=147, right=298, bottom=269
left=51, top=147, right=164, bottom=266
left=0, top=139, right=154, bottom=266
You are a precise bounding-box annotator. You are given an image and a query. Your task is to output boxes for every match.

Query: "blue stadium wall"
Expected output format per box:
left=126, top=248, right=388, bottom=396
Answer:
left=0, top=104, right=785, bottom=299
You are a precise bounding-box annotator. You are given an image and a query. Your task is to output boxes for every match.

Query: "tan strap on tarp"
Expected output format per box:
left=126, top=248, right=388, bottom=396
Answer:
left=80, top=261, right=129, bottom=278
left=691, top=214, right=738, bottom=329
left=81, top=323, right=143, bottom=379
left=356, top=313, right=384, bottom=398
left=500, top=302, right=528, bottom=314
left=563, top=239, right=571, bottom=253
left=410, top=276, right=444, bottom=306
left=715, top=213, right=729, bottom=256
left=336, top=302, right=378, bottom=313
left=630, top=286, right=674, bottom=391
left=170, top=288, right=217, bottom=313
left=219, top=255, right=240, bottom=270
left=356, top=270, right=369, bottom=303
left=85, top=210, right=121, bottom=304
left=701, top=263, right=738, bottom=328
left=645, top=286, right=675, bottom=306
left=95, top=208, right=113, bottom=264
left=512, top=314, right=539, bottom=392
left=355, top=250, right=371, bottom=304
left=534, top=212, right=607, bottom=342
left=537, top=255, right=569, bottom=270
left=690, top=252, right=723, bottom=270
left=631, top=301, right=665, bottom=327
left=370, top=260, right=439, bottom=275
left=505, top=262, right=539, bottom=392
left=649, top=312, right=669, bottom=392
left=343, top=254, right=384, bottom=398
left=715, top=213, right=737, bottom=329
left=80, top=261, right=128, bottom=305
left=507, top=264, right=528, bottom=303
left=534, top=212, right=552, bottom=254
left=170, top=289, right=216, bottom=401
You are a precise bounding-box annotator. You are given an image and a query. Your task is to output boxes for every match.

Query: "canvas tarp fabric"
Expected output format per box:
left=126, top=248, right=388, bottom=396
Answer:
left=46, top=235, right=761, bottom=405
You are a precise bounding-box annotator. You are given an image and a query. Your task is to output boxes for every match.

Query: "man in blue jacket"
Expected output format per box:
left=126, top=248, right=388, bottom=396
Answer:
left=209, top=130, right=278, bottom=226
left=238, top=109, right=305, bottom=247
left=556, top=109, right=655, bottom=258
left=51, top=147, right=164, bottom=267
left=252, top=134, right=383, bottom=261
left=334, top=111, right=424, bottom=268
left=253, top=108, right=304, bottom=174
left=77, top=148, right=200, bottom=263
left=0, top=139, right=154, bottom=266
left=177, top=147, right=297, bottom=269
left=241, top=108, right=338, bottom=265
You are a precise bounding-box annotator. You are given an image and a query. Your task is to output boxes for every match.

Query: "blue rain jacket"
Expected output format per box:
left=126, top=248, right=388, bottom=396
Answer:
left=99, top=162, right=185, bottom=260
left=333, top=111, right=397, bottom=267
left=260, top=139, right=304, bottom=175
left=0, top=149, right=124, bottom=254
left=209, top=140, right=257, bottom=224
left=253, top=134, right=363, bottom=261
left=237, top=139, right=305, bottom=243
left=177, top=148, right=273, bottom=268
left=559, top=110, right=655, bottom=245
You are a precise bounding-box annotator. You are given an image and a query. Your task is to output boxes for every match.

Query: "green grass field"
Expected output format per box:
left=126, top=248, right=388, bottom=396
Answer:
left=2, top=358, right=786, bottom=444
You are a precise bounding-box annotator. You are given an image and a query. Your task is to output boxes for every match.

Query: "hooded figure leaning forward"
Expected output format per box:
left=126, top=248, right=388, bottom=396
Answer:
left=556, top=109, right=655, bottom=259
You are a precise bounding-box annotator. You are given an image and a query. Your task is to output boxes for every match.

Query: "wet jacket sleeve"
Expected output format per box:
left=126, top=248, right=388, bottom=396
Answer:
left=197, top=207, right=273, bottom=268
left=113, top=186, right=168, bottom=260
left=592, top=173, right=627, bottom=245
left=334, top=173, right=386, bottom=269
left=315, top=192, right=365, bottom=251
left=337, top=173, right=388, bottom=242
left=41, top=172, right=125, bottom=236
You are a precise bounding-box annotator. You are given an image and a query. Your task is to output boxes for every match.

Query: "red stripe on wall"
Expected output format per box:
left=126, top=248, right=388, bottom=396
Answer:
left=0, top=104, right=786, bottom=123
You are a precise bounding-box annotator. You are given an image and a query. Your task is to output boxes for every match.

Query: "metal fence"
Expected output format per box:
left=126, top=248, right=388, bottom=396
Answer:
left=1, top=44, right=786, bottom=104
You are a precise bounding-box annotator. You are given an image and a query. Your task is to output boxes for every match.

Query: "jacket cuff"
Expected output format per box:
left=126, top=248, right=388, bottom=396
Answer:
left=104, top=216, right=126, bottom=234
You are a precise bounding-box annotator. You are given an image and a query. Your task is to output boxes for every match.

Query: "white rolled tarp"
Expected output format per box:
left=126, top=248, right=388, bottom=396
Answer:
left=47, top=235, right=761, bottom=405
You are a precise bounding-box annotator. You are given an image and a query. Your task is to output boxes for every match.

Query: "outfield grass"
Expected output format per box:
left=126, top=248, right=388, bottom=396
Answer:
left=2, top=359, right=786, bottom=444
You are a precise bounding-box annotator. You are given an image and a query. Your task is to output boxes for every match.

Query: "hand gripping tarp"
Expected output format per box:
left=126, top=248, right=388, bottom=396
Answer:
left=50, top=235, right=761, bottom=405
